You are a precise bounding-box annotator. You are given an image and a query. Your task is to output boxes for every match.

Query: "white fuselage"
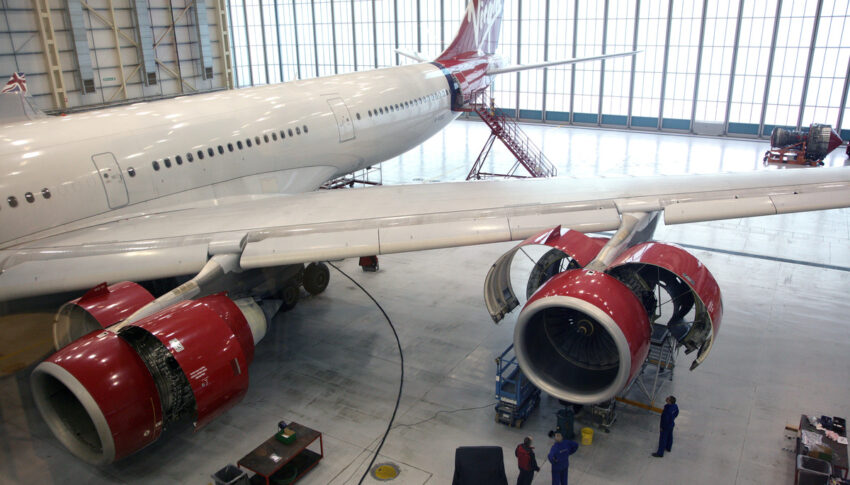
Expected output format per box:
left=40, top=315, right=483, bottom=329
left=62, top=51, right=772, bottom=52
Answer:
left=0, top=63, right=456, bottom=248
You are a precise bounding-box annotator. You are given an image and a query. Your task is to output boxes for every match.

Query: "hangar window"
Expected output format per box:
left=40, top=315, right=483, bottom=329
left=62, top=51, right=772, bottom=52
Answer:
left=295, top=126, right=301, bottom=135
left=356, top=113, right=361, bottom=120
left=187, top=152, right=194, bottom=162
left=152, top=161, right=160, bottom=170
left=176, top=155, right=183, bottom=165
left=246, top=138, right=252, bottom=147
left=288, top=128, right=293, bottom=137
left=7, top=196, right=17, bottom=208
left=271, top=132, right=277, bottom=141
left=264, top=134, right=269, bottom=143
left=228, top=143, right=234, bottom=152
left=164, top=158, right=171, bottom=168
left=197, top=150, right=204, bottom=160
left=218, top=145, right=224, bottom=154
left=127, top=167, right=135, bottom=177
left=42, top=188, right=51, bottom=199
left=255, top=136, right=261, bottom=145
left=279, top=130, right=285, bottom=139
left=237, top=141, right=243, bottom=149
left=207, top=148, right=214, bottom=157
left=25, top=192, right=34, bottom=203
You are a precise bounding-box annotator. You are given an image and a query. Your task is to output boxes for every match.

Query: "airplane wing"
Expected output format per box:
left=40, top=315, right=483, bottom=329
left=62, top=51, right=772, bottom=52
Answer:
left=1, top=167, right=849, bottom=301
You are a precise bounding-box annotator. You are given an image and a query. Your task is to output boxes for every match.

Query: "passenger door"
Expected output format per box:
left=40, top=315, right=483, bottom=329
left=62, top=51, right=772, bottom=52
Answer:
left=91, top=152, right=129, bottom=209
left=327, top=96, right=355, bottom=142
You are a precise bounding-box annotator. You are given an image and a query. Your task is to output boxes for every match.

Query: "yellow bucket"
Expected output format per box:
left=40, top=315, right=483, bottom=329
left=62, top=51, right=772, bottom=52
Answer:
left=581, top=427, right=594, bottom=445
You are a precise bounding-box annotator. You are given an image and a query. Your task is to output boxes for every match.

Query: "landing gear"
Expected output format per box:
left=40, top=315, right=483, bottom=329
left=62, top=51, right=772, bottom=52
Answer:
left=303, top=262, right=330, bottom=295
left=278, top=283, right=300, bottom=312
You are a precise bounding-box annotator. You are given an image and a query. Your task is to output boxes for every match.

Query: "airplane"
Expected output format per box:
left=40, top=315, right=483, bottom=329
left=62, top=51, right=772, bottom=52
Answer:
left=1, top=0, right=849, bottom=467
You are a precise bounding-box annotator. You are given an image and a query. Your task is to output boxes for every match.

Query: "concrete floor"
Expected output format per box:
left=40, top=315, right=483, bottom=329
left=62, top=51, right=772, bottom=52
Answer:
left=1, top=121, right=848, bottom=484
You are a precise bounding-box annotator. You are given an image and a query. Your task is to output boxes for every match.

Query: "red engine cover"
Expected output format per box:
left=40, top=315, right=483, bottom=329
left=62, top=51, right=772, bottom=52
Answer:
left=31, top=330, right=163, bottom=464
left=54, top=281, right=154, bottom=348
left=514, top=269, right=651, bottom=404
left=609, top=242, right=723, bottom=368
left=132, top=295, right=253, bottom=428
left=31, top=294, right=255, bottom=464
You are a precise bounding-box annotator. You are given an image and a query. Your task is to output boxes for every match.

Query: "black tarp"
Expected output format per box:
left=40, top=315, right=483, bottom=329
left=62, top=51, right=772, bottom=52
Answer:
left=451, top=446, right=509, bottom=485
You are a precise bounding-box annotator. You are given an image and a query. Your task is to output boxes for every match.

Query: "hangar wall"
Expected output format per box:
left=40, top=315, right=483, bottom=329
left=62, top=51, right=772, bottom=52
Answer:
left=0, top=0, right=230, bottom=112
left=225, top=0, right=850, bottom=140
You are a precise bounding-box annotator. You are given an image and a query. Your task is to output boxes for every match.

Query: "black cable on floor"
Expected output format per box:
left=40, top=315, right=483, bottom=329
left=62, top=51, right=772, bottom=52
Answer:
left=327, top=261, right=404, bottom=485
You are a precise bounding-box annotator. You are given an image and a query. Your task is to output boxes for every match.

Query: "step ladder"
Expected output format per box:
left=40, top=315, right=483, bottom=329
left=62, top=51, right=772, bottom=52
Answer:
left=616, top=323, right=678, bottom=413
left=466, top=91, right=557, bottom=180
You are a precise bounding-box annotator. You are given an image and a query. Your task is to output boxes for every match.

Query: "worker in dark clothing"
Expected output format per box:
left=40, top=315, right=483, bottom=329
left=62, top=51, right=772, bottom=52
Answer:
left=515, top=436, right=540, bottom=485
left=652, top=395, right=679, bottom=457
left=548, top=432, right=579, bottom=485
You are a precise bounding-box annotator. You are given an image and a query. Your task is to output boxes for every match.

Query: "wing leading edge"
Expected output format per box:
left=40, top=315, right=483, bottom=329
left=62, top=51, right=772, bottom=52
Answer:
left=1, top=168, right=848, bottom=301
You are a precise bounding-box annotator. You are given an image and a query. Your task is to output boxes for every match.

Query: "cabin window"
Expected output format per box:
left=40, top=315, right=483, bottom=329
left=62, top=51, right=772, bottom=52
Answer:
left=288, top=129, right=293, bottom=137
left=207, top=148, right=215, bottom=157
left=42, top=188, right=51, bottom=199
left=368, top=110, right=372, bottom=117
left=255, top=136, right=261, bottom=145
left=7, top=196, right=17, bottom=208
left=164, top=158, right=171, bottom=168
left=176, top=155, right=183, bottom=165
left=197, top=150, right=204, bottom=160
left=264, top=134, right=270, bottom=143
left=25, top=192, right=34, bottom=203
left=303, top=125, right=308, bottom=133
left=187, top=152, right=194, bottom=162
left=272, top=132, right=278, bottom=141
left=127, top=167, right=136, bottom=177
left=228, top=143, right=234, bottom=152
left=379, top=107, right=383, bottom=114
left=246, top=138, right=252, bottom=147
left=218, top=145, right=224, bottom=154
left=356, top=113, right=361, bottom=120
left=279, top=130, right=286, bottom=139
left=237, top=141, right=243, bottom=149
left=295, top=126, right=301, bottom=135
left=395, top=104, right=400, bottom=110
left=152, top=161, right=160, bottom=170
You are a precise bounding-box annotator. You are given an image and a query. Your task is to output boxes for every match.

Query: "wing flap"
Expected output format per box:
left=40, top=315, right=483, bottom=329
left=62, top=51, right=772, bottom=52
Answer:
left=0, top=244, right=208, bottom=300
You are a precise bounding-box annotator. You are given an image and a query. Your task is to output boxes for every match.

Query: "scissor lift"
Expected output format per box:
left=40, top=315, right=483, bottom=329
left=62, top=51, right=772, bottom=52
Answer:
left=494, top=344, right=541, bottom=427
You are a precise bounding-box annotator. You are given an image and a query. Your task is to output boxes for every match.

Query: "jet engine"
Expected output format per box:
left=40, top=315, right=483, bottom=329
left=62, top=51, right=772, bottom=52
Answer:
left=30, top=294, right=267, bottom=464
left=485, top=227, right=723, bottom=405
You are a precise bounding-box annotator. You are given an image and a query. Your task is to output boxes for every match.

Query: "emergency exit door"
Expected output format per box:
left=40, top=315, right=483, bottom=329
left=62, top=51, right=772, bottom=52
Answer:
left=327, top=97, right=355, bottom=142
left=91, top=152, right=129, bottom=208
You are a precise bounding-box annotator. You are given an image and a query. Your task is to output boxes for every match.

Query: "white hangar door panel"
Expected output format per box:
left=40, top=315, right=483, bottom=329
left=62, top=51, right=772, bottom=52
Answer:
left=91, top=152, right=129, bottom=209
left=327, top=97, right=355, bottom=142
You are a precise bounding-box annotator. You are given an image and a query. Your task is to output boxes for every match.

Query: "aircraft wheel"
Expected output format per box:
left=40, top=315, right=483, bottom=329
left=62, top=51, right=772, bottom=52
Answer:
left=279, top=283, right=300, bottom=311
left=304, top=262, right=330, bottom=295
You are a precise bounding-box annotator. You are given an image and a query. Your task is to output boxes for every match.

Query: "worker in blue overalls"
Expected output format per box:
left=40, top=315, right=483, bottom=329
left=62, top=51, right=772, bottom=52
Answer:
left=548, top=432, right=579, bottom=485
left=652, top=395, right=679, bottom=457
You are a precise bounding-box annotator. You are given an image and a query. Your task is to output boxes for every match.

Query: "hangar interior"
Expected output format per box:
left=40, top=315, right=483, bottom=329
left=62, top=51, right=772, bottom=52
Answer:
left=1, top=0, right=849, bottom=484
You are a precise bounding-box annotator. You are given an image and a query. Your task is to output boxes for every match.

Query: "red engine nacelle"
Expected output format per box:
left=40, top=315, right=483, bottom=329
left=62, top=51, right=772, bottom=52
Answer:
left=31, top=294, right=265, bottom=464
left=514, top=269, right=651, bottom=404
left=53, top=281, right=154, bottom=349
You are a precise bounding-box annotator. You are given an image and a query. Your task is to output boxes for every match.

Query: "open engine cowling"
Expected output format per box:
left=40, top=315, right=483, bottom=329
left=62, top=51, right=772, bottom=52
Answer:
left=514, top=269, right=651, bottom=404
left=486, top=227, right=724, bottom=405
left=53, top=281, right=155, bottom=349
left=31, top=294, right=266, bottom=464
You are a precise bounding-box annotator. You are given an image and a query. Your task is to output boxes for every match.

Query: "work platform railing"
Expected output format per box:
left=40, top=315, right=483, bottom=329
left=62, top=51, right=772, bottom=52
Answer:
left=465, top=91, right=558, bottom=180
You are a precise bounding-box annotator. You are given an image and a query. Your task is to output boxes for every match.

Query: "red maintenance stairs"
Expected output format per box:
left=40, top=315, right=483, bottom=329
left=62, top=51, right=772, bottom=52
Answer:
left=465, top=91, right=558, bottom=180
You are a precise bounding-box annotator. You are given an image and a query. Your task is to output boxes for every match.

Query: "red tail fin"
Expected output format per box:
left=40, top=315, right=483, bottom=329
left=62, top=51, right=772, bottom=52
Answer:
left=437, top=0, right=504, bottom=61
